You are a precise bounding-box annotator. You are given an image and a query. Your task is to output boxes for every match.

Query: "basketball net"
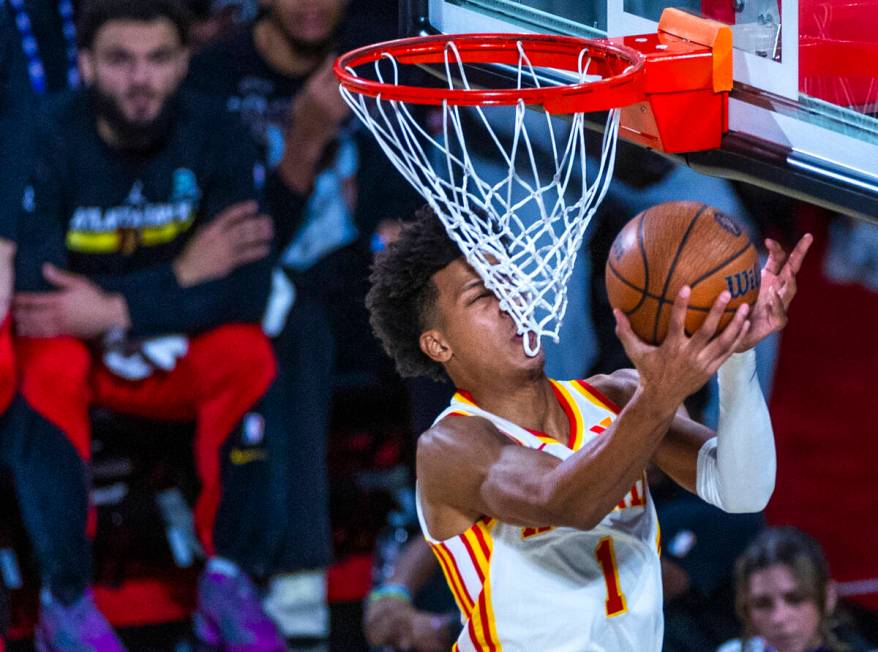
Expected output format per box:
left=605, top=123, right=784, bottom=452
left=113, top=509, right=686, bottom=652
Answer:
left=339, top=41, right=622, bottom=356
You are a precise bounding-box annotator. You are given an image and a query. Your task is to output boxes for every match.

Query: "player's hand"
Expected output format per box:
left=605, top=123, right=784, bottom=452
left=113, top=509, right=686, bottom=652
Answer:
left=734, top=233, right=813, bottom=352
left=173, top=200, right=273, bottom=287
left=363, top=596, right=416, bottom=649
left=364, top=596, right=454, bottom=652
left=407, top=612, right=456, bottom=652
left=14, top=264, right=130, bottom=339
left=614, top=286, right=751, bottom=407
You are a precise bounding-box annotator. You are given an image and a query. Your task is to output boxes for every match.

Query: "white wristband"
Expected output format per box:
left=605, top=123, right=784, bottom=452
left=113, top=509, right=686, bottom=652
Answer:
left=695, top=349, right=776, bottom=513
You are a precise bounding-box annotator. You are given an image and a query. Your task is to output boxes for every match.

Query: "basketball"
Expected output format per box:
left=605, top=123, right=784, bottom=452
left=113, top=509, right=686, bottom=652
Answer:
left=605, top=201, right=760, bottom=345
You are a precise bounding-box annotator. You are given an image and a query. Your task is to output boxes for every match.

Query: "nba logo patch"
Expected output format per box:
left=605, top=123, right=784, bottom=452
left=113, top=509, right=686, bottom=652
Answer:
left=242, top=413, right=265, bottom=446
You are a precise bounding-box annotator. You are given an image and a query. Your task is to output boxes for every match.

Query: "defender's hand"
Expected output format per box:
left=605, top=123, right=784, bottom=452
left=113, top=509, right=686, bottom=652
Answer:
left=734, top=234, right=813, bottom=352
left=614, top=286, right=751, bottom=407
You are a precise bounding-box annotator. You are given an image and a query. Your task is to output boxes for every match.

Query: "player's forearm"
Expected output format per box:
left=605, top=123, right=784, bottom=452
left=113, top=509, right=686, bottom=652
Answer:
left=385, top=537, right=440, bottom=595
left=544, top=384, right=677, bottom=529
left=697, top=349, right=775, bottom=512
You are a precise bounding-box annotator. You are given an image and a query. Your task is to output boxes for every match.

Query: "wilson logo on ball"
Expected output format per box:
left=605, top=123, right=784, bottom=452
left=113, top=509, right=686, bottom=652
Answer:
left=725, top=264, right=761, bottom=299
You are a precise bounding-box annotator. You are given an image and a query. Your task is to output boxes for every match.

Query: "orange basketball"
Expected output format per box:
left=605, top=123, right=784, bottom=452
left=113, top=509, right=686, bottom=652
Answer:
left=605, top=201, right=760, bottom=345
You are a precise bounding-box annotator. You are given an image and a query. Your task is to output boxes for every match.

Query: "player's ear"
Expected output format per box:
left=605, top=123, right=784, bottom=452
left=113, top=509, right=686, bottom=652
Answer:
left=420, top=329, right=452, bottom=364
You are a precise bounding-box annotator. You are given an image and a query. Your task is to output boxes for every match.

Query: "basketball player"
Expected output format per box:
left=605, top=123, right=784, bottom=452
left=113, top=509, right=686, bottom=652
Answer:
left=366, top=206, right=812, bottom=650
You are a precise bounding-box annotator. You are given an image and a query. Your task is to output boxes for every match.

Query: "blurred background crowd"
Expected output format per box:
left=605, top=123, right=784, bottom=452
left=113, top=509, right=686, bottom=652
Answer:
left=0, top=0, right=876, bottom=651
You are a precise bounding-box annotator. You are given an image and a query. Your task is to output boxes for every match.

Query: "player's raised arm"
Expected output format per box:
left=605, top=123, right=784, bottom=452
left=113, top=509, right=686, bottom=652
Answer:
left=635, top=234, right=812, bottom=512
left=419, top=286, right=750, bottom=535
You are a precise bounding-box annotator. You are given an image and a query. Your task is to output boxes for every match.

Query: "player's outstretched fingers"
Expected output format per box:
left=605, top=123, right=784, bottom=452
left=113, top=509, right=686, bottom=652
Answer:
left=767, top=285, right=787, bottom=328
left=690, top=290, right=731, bottom=347
left=703, top=302, right=750, bottom=365
left=763, top=238, right=788, bottom=276
left=665, top=285, right=691, bottom=344
left=784, top=233, right=814, bottom=276
left=614, top=309, right=648, bottom=359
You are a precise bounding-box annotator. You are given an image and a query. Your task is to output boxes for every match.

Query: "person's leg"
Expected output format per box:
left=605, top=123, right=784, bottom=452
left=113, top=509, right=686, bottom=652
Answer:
left=12, top=337, right=91, bottom=602
left=93, top=324, right=277, bottom=563
left=262, top=294, right=334, bottom=641
left=7, top=336, right=123, bottom=650
left=95, top=324, right=282, bottom=650
left=188, top=325, right=283, bottom=651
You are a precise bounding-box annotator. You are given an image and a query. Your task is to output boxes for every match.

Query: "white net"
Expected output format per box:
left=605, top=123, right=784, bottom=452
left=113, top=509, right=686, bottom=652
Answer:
left=339, top=40, right=622, bottom=356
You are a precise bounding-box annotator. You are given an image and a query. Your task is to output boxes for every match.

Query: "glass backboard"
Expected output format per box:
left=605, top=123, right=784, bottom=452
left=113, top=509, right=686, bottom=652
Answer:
left=403, top=0, right=878, bottom=221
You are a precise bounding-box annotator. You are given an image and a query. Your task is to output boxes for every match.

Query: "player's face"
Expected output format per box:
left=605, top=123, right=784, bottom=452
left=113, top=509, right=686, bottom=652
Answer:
left=422, top=258, right=544, bottom=384
left=267, top=0, right=347, bottom=48
left=80, top=19, right=189, bottom=128
left=746, top=564, right=823, bottom=652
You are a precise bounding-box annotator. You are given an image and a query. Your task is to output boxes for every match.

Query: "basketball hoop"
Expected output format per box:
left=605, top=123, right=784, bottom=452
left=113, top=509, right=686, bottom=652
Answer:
left=335, top=9, right=732, bottom=356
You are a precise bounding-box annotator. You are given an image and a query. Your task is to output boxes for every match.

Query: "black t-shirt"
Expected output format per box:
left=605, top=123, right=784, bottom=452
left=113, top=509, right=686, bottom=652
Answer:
left=188, top=26, right=422, bottom=250
left=188, top=25, right=422, bottom=375
left=16, top=89, right=272, bottom=337
left=188, top=28, right=305, bottom=164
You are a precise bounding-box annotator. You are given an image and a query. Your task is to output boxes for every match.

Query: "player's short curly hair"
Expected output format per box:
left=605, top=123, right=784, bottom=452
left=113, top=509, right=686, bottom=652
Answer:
left=367, top=205, right=462, bottom=382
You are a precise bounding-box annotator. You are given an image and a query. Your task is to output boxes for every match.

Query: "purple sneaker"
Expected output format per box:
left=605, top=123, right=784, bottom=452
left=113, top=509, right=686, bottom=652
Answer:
left=194, top=558, right=285, bottom=652
left=35, top=589, right=126, bottom=652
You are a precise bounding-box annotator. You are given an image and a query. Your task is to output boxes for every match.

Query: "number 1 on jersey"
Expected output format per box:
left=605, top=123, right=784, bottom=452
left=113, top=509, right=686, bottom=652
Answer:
left=595, top=537, right=628, bottom=617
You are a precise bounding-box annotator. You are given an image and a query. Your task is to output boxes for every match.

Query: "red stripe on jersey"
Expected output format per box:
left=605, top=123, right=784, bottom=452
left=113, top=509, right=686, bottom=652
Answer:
left=576, top=379, right=622, bottom=414
left=460, top=532, right=485, bottom=583
left=549, top=382, right=579, bottom=449
left=467, top=611, right=482, bottom=649
left=440, top=542, right=475, bottom=609
left=521, top=382, right=577, bottom=446
left=471, top=521, right=492, bottom=560
left=433, top=544, right=473, bottom=617
left=477, top=588, right=498, bottom=651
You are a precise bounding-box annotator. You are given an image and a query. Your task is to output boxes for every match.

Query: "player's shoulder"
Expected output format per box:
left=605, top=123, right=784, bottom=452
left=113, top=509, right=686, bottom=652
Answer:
left=417, top=413, right=506, bottom=468
left=582, top=368, right=639, bottom=408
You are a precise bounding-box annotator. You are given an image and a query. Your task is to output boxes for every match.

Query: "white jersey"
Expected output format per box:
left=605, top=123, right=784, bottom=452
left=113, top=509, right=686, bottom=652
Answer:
left=416, top=380, right=663, bottom=652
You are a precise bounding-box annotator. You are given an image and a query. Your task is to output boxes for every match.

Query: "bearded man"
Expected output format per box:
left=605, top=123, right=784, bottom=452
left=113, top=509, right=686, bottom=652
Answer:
left=6, top=1, right=289, bottom=649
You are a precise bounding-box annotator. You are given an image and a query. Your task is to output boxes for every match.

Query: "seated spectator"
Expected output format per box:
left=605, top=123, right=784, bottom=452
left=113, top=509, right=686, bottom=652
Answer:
left=719, top=527, right=860, bottom=652
left=4, top=1, right=286, bottom=649
left=187, top=0, right=423, bottom=640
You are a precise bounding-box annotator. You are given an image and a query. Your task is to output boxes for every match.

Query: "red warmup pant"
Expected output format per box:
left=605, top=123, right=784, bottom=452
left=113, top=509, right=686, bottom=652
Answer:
left=15, top=324, right=276, bottom=553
